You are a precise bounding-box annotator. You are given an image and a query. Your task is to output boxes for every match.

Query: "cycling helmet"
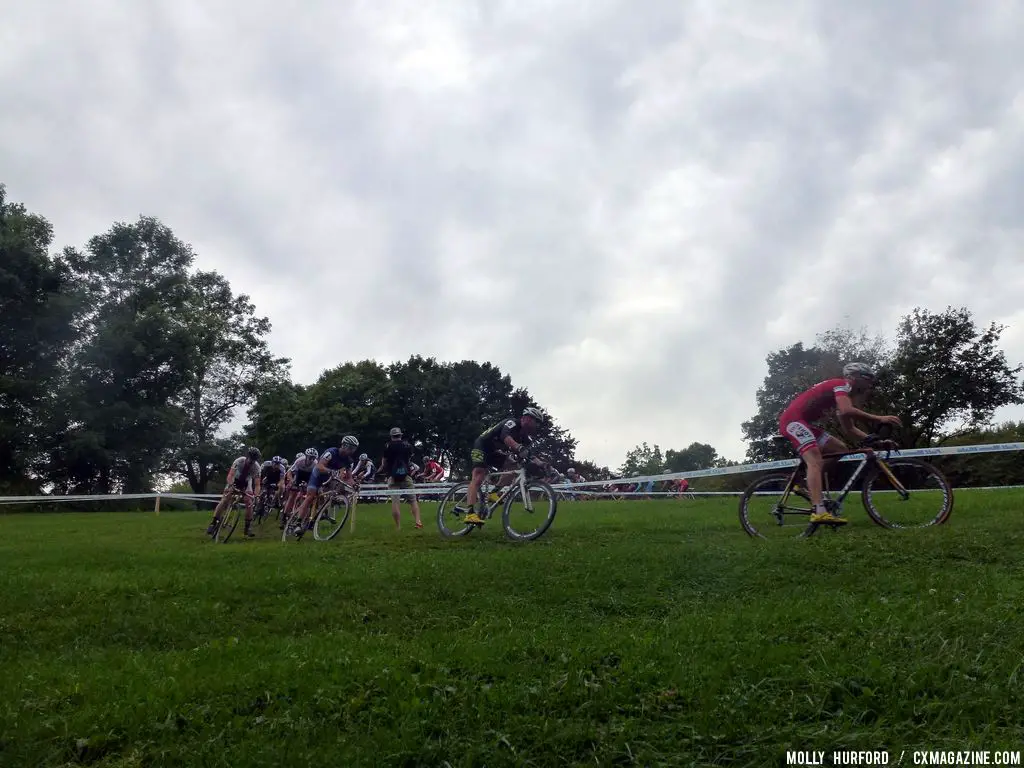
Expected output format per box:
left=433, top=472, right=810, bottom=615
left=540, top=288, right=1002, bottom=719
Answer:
left=304, top=448, right=318, bottom=459
left=359, top=453, right=368, bottom=461
left=663, top=469, right=672, bottom=474
left=842, top=361, right=876, bottom=380
left=389, top=427, right=402, bottom=438
left=295, top=452, right=304, bottom=460
left=341, top=435, right=359, bottom=448
left=247, top=446, right=261, bottom=460
left=522, top=407, right=543, bottom=421
left=272, top=455, right=282, bottom=464
left=567, top=468, right=576, bottom=474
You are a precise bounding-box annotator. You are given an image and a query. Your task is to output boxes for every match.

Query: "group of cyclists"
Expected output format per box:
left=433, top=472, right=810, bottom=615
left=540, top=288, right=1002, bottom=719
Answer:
left=205, top=361, right=899, bottom=537
left=205, top=429, right=447, bottom=539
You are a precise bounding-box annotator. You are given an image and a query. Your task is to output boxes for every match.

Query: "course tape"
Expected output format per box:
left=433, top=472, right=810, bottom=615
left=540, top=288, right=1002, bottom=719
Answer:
left=0, top=441, right=1020, bottom=505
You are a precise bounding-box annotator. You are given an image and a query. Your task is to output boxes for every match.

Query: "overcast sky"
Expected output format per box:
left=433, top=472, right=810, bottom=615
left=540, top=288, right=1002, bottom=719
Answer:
left=4, top=1, right=1024, bottom=469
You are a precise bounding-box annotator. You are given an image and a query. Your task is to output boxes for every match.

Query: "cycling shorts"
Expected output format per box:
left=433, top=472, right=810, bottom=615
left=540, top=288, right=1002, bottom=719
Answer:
left=307, top=467, right=336, bottom=491
left=780, top=419, right=832, bottom=455
left=470, top=438, right=507, bottom=470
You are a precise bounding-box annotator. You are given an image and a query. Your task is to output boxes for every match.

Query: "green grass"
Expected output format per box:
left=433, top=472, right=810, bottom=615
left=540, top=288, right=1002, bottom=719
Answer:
left=1, top=492, right=1023, bottom=767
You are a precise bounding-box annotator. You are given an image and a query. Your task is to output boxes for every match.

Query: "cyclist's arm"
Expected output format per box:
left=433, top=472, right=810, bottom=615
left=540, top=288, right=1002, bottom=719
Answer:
left=838, top=414, right=872, bottom=442
left=835, top=393, right=894, bottom=425
left=836, top=394, right=898, bottom=438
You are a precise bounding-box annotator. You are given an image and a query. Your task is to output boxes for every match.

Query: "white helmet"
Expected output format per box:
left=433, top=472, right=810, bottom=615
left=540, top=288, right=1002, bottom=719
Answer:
left=567, top=468, right=576, bottom=474
left=842, top=362, right=876, bottom=380
left=359, top=453, right=368, bottom=461
left=304, top=448, right=318, bottom=459
left=272, top=455, right=282, bottom=464
left=342, top=435, right=359, bottom=448
left=295, top=452, right=304, bottom=460
left=522, top=407, right=543, bottom=421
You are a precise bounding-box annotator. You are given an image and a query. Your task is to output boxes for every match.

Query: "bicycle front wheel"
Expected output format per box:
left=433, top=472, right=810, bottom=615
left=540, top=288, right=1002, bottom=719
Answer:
left=502, top=481, right=557, bottom=541
left=437, top=483, right=476, bottom=538
left=861, top=458, right=954, bottom=529
left=217, top=500, right=242, bottom=543
left=313, top=495, right=351, bottom=541
left=738, top=473, right=813, bottom=539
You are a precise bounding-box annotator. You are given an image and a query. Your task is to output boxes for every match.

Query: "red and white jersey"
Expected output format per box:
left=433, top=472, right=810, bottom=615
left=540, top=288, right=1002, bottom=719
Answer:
left=780, top=378, right=852, bottom=424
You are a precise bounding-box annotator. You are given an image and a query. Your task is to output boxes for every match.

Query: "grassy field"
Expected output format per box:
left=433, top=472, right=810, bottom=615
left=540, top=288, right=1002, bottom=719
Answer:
left=1, top=491, right=1023, bottom=767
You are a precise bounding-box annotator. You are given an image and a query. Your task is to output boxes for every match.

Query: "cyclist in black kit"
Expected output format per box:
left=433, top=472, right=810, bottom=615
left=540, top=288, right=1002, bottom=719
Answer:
left=464, top=407, right=548, bottom=526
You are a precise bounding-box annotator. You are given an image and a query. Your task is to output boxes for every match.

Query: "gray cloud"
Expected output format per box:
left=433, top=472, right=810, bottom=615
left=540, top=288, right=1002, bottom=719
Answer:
left=4, top=0, right=1024, bottom=468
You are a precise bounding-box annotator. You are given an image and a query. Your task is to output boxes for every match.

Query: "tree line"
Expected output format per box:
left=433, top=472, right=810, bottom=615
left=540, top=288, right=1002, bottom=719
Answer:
left=3, top=182, right=1023, bottom=498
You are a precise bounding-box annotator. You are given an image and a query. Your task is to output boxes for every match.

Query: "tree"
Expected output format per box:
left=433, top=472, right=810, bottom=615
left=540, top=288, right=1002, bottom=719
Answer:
left=619, top=442, right=664, bottom=477
left=47, top=217, right=196, bottom=494
left=0, top=185, right=81, bottom=492
left=165, top=270, right=290, bottom=493
left=247, top=356, right=581, bottom=478
left=664, top=442, right=720, bottom=472
left=884, top=307, right=1024, bottom=447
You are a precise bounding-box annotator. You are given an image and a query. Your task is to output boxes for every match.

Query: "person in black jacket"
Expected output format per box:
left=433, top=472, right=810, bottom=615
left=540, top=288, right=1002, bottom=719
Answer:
left=380, top=427, right=423, bottom=530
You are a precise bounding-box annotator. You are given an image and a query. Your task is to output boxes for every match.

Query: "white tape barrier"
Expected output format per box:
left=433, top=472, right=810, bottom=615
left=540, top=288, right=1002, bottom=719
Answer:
left=555, top=440, right=1024, bottom=489
left=0, top=441, right=1020, bottom=506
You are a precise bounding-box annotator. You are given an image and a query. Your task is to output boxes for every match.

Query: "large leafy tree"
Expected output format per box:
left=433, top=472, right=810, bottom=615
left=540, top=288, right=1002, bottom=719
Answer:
left=884, top=307, right=1024, bottom=447
left=618, top=442, right=664, bottom=477
left=165, top=270, right=290, bottom=493
left=48, top=217, right=196, bottom=493
left=664, top=442, right=721, bottom=472
left=0, top=185, right=81, bottom=492
left=248, top=356, right=580, bottom=477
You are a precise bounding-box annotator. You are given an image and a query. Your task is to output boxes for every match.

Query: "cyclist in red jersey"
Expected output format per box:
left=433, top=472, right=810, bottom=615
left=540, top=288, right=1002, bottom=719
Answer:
left=778, top=362, right=901, bottom=525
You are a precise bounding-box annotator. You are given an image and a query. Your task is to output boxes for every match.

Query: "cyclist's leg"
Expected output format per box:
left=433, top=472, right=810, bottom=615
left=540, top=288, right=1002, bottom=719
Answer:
left=466, top=444, right=492, bottom=523
left=301, top=468, right=331, bottom=519
left=467, top=443, right=489, bottom=507
left=242, top=483, right=257, bottom=536
left=817, top=432, right=848, bottom=492
left=783, top=420, right=828, bottom=511
left=492, top=454, right=517, bottom=495
left=207, top=486, right=233, bottom=531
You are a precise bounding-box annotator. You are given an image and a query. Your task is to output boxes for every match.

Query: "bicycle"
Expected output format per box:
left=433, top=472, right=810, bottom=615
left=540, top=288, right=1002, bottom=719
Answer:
left=437, top=454, right=558, bottom=541
left=252, top=486, right=281, bottom=527
left=210, top=489, right=253, bottom=543
left=738, top=432, right=954, bottom=539
left=281, top=474, right=357, bottom=542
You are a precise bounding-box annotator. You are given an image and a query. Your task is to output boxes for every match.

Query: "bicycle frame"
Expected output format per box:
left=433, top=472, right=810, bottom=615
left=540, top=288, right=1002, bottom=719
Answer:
left=478, top=464, right=535, bottom=516
left=775, top=446, right=909, bottom=517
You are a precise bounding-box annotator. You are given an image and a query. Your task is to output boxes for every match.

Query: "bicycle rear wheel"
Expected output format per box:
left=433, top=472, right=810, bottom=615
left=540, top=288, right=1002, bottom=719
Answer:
left=502, top=481, right=557, bottom=540
left=216, top=499, right=242, bottom=542
left=313, top=495, right=351, bottom=541
left=861, top=457, right=953, bottom=529
left=738, top=473, right=814, bottom=539
left=437, top=483, right=476, bottom=538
